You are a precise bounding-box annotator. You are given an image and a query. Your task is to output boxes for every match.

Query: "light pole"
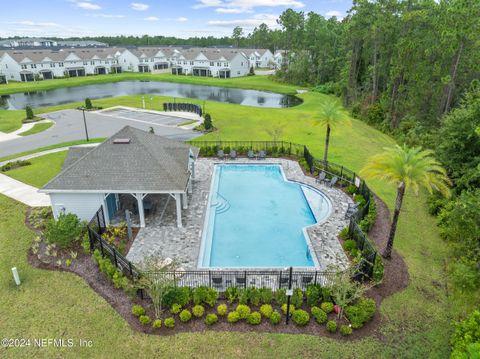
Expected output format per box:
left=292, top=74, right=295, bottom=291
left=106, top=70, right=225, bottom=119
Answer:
left=81, top=107, right=89, bottom=141
left=285, top=266, right=293, bottom=325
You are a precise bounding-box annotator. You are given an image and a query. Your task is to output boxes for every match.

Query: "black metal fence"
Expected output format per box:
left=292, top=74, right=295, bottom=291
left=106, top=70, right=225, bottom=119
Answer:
left=86, top=140, right=378, bottom=286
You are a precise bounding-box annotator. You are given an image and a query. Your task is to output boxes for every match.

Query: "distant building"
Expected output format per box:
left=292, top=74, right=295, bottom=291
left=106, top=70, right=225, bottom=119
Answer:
left=56, top=40, right=109, bottom=48
left=0, top=38, right=57, bottom=48
left=0, top=46, right=253, bottom=81
left=241, top=49, right=275, bottom=69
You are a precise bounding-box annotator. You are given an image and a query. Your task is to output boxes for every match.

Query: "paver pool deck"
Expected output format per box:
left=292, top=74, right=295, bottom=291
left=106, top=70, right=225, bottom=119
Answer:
left=127, top=158, right=351, bottom=271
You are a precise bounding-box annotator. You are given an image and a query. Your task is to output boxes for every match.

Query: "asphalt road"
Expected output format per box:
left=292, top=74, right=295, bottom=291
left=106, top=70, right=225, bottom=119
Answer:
left=0, top=109, right=202, bottom=158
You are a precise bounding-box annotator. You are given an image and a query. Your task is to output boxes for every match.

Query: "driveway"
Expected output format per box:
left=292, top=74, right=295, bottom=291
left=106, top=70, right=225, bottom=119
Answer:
left=0, top=109, right=202, bottom=158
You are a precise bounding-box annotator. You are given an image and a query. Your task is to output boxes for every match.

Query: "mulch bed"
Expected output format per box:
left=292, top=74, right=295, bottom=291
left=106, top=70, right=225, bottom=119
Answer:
left=24, top=193, right=409, bottom=339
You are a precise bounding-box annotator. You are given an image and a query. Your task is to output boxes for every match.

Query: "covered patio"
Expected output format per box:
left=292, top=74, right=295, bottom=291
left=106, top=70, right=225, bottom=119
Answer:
left=41, top=126, right=199, bottom=229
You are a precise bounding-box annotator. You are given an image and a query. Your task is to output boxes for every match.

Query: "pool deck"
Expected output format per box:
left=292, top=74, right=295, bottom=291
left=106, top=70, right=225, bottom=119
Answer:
left=126, top=158, right=351, bottom=271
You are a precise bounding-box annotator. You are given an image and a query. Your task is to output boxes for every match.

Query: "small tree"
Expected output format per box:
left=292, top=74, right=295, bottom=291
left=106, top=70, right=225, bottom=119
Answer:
left=137, top=255, right=178, bottom=319
left=25, top=106, right=34, bottom=120
left=328, top=264, right=373, bottom=320
left=148, top=126, right=155, bottom=134
left=204, top=113, right=213, bottom=131
left=44, top=213, right=84, bottom=249
left=85, top=98, right=93, bottom=110
left=249, top=66, right=255, bottom=76
left=265, top=123, right=285, bottom=141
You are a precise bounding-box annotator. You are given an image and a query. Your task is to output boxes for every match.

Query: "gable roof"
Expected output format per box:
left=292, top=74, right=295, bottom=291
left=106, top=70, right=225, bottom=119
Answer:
left=41, top=126, right=198, bottom=194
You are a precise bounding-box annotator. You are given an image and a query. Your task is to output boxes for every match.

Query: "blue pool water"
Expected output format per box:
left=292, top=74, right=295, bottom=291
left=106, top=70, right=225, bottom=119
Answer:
left=200, top=164, right=332, bottom=268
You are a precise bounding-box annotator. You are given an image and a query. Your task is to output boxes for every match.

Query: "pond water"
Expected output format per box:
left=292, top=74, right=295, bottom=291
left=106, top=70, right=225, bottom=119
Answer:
left=0, top=80, right=302, bottom=110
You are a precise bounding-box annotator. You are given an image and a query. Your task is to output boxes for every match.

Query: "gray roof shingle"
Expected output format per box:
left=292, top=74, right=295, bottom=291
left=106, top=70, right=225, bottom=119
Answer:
left=42, top=126, right=198, bottom=193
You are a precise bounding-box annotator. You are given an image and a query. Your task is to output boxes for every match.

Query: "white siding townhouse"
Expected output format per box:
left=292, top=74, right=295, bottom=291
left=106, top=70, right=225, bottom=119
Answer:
left=0, top=48, right=124, bottom=81
left=273, top=50, right=288, bottom=69
left=171, top=48, right=249, bottom=78
left=242, top=49, right=274, bottom=69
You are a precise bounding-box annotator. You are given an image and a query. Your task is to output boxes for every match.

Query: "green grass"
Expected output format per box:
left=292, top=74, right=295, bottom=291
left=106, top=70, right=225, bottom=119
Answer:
left=0, top=76, right=478, bottom=358
left=4, top=151, right=67, bottom=187
left=17, top=121, right=54, bottom=136
left=177, top=119, right=198, bottom=127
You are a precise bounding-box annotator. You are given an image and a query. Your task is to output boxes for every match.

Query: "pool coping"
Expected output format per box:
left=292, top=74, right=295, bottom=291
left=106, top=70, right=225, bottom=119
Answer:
left=197, top=162, right=330, bottom=270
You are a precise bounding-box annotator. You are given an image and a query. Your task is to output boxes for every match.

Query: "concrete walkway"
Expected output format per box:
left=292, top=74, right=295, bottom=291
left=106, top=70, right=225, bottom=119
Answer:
left=0, top=143, right=99, bottom=207
left=0, top=174, right=50, bottom=207
left=0, top=119, right=52, bottom=142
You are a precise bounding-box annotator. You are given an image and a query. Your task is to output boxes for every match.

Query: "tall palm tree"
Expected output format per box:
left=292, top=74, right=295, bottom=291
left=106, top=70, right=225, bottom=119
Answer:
left=360, top=145, right=451, bottom=258
left=317, top=101, right=347, bottom=162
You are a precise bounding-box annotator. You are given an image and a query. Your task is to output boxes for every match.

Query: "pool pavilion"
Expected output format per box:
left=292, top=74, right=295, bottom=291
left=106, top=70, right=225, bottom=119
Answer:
left=40, top=126, right=199, bottom=228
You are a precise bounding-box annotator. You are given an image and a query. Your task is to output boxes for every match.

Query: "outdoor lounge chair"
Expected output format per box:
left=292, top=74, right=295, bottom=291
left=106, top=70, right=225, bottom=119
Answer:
left=326, top=176, right=338, bottom=188
left=236, top=276, right=246, bottom=288
left=302, top=275, right=314, bottom=286
left=247, top=150, right=256, bottom=159
left=229, top=150, right=237, bottom=160
left=217, top=150, right=225, bottom=160
left=316, top=171, right=327, bottom=184
left=212, top=276, right=223, bottom=290
left=345, top=202, right=359, bottom=219
left=258, top=150, right=266, bottom=160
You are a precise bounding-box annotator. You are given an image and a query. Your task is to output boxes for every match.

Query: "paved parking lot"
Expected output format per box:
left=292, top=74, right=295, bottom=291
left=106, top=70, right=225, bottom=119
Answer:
left=99, top=108, right=187, bottom=126
left=0, top=109, right=201, bottom=158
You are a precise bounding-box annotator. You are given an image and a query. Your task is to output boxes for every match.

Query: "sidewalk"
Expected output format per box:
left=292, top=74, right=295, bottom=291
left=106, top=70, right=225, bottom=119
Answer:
left=0, top=174, right=50, bottom=207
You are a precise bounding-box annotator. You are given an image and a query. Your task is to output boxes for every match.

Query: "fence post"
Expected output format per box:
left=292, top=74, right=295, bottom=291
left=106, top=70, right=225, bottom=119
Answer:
left=278, top=270, right=282, bottom=289
left=314, top=271, right=317, bottom=285
left=244, top=271, right=247, bottom=289
left=99, top=237, right=104, bottom=257
left=128, top=261, right=133, bottom=277
left=113, top=249, right=118, bottom=268
left=208, top=271, right=212, bottom=288
left=286, top=267, right=293, bottom=325
left=88, top=228, right=94, bottom=251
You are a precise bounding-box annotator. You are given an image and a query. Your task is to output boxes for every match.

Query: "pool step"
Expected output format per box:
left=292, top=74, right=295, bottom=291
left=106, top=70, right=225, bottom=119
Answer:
left=211, top=193, right=231, bottom=214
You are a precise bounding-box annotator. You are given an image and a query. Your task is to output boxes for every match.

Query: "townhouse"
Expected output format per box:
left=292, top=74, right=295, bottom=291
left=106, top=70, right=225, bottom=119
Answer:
left=0, top=46, right=263, bottom=82
left=241, top=49, right=275, bottom=69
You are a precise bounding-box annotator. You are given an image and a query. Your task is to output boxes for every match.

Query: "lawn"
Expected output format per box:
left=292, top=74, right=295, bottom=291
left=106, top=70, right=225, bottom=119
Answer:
left=18, top=121, right=53, bottom=136
left=4, top=151, right=67, bottom=187
left=0, top=76, right=477, bottom=358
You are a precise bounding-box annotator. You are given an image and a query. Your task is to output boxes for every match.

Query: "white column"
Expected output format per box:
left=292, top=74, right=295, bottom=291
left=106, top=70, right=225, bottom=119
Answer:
left=103, top=194, right=111, bottom=225
left=182, top=193, right=188, bottom=210
left=188, top=177, right=193, bottom=194
left=191, top=160, right=196, bottom=180
left=136, top=193, right=146, bottom=227
left=175, top=193, right=182, bottom=228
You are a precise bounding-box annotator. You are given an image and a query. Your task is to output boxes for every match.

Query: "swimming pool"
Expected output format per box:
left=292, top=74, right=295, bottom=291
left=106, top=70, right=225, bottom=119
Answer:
left=198, top=164, right=332, bottom=268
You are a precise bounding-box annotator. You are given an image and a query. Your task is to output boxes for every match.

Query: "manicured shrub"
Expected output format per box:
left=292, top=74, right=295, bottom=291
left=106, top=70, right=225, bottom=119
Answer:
left=306, top=284, right=322, bottom=307
left=246, top=312, right=262, bottom=325
left=270, top=311, right=282, bottom=325
left=281, top=303, right=295, bottom=315
left=205, top=313, right=218, bottom=325
left=25, top=105, right=34, bottom=120
left=321, top=302, right=334, bottom=314
left=192, top=305, right=205, bottom=318
left=292, top=309, right=310, bottom=326
left=344, top=298, right=376, bottom=329
left=290, top=288, right=304, bottom=308
left=85, top=98, right=93, bottom=109
left=131, top=305, right=145, bottom=317
left=343, top=239, right=357, bottom=253
left=204, top=113, right=212, bottom=130
left=238, top=288, right=249, bottom=304
left=44, top=213, right=84, bottom=249
left=275, top=288, right=287, bottom=305
left=139, top=315, right=151, bottom=325
left=170, top=303, right=182, bottom=314
left=236, top=304, right=251, bottom=319
left=217, top=304, right=228, bottom=316
left=227, top=311, right=240, bottom=323
left=340, top=325, right=353, bottom=336
left=225, top=287, right=238, bottom=303
left=152, top=319, right=162, bottom=329
left=247, top=287, right=261, bottom=306
left=339, top=227, right=350, bottom=240
left=164, top=317, right=175, bottom=328
left=163, top=286, right=192, bottom=308
left=179, top=309, right=192, bottom=323
left=193, top=286, right=218, bottom=307
left=311, top=306, right=327, bottom=324
left=326, top=320, right=337, bottom=333
left=259, top=288, right=273, bottom=304
left=354, top=194, right=366, bottom=207
left=346, top=184, right=358, bottom=195
left=259, top=304, right=273, bottom=318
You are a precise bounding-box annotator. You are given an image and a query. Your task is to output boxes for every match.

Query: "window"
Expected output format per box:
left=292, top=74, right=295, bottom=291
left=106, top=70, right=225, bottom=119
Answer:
left=59, top=62, right=64, bottom=67
left=83, top=61, right=88, bottom=65
left=190, top=61, right=194, bottom=65
left=30, top=64, right=36, bottom=69
left=50, top=63, right=55, bottom=68
left=217, top=62, right=221, bottom=66
left=5, top=64, right=7, bottom=69
left=210, top=62, right=214, bottom=66
left=21, top=64, right=27, bottom=69
left=241, top=62, right=243, bottom=66
left=224, top=63, right=228, bottom=67
left=183, top=61, right=187, bottom=65
left=90, top=61, right=95, bottom=65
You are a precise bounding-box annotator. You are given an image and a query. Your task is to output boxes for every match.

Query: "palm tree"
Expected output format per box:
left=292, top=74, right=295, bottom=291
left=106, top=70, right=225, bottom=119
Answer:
left=360, top=145, right=451, bottom=258
left=317, top=101, right=347, bottom=162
